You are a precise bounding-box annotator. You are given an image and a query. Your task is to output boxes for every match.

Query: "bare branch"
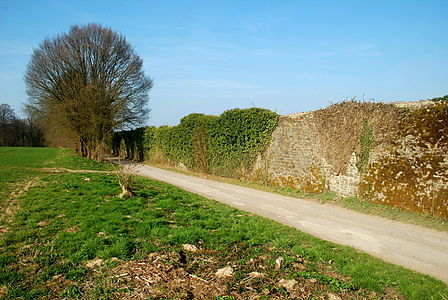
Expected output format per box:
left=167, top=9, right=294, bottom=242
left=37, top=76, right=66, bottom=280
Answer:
left=25, top=24, right=152, bottom=159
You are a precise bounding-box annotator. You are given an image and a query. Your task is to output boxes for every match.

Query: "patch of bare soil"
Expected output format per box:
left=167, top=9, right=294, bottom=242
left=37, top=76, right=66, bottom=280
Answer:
left=110, top=251, right=226, bottom=299
left=104, top=247, right=382, bottom=299
left=40, top=167, right=110, bottom=174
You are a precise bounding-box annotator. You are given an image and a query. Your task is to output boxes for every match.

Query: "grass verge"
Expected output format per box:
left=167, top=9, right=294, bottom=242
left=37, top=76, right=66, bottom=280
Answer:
left=0, top=147, right=113, bottom=171
left=0, top=147, right=447, bottom=299
left=146, top=162, right=448, bottom=232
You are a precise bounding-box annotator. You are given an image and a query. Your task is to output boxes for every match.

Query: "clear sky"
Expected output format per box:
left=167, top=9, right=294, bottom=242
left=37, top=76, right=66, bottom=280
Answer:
left=1, top=0, right=447, bottom=126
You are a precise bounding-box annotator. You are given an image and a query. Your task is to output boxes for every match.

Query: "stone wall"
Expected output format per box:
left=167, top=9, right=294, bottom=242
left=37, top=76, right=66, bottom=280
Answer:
left=359, top=102, right=448, bottom=219
left=253, top=100, right=448, bottom=219
left=262, top=113, right=361, bottom=197
left=266, top=114, right=325, bottom=193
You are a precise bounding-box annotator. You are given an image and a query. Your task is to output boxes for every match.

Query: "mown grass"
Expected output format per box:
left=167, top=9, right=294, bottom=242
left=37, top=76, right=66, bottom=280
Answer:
left=0, top=147, right=113, bottom=170
left=0, top=147, right=61, bottom=168
left=0, top=147, right=447, bottom=299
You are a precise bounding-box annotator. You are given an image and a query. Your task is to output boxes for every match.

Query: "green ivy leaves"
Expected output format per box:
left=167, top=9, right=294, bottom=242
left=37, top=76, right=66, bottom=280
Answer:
left=113, top=108, right=278, bottom=178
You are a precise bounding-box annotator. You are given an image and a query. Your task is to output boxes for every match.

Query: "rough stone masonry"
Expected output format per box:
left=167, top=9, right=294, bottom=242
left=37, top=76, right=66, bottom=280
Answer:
left=253, top=100, right=448, bottom=219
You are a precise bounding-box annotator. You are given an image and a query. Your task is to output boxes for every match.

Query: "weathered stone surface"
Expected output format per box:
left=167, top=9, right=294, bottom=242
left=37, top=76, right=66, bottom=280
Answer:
left=255, top=114, right=360, bottom=196
left=251, top=101, right=447, bottom=219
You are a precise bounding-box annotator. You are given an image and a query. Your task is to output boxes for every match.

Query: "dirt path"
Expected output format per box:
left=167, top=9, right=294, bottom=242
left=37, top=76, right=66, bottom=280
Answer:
left=0, top=176, right=41, bottom=237
left=122, top=162, right=448, bottom=284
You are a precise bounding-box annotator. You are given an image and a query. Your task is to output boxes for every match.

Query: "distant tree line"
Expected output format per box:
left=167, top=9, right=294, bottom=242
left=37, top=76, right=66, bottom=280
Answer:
left=0, top=103, right=45, bottom=147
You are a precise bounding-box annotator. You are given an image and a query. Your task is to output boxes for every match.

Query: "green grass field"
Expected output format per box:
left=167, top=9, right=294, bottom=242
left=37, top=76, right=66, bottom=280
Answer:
left=0, top=147, right=447, bottom=299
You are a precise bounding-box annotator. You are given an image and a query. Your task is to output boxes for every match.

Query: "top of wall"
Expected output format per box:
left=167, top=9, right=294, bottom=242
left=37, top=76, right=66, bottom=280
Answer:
left=283, top=111, right=311, bottom=118
left=282, top=99, right=435, bottom=118
left=391, top=99, right=435, bottom=108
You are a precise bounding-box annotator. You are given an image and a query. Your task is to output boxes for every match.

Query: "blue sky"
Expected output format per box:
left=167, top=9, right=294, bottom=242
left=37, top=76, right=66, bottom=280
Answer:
left=1, top=0, right=447, bottom=126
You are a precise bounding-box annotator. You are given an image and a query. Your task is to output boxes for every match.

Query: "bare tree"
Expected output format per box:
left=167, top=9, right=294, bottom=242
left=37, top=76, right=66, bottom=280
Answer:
left=25, top=24, right=152, bottom=160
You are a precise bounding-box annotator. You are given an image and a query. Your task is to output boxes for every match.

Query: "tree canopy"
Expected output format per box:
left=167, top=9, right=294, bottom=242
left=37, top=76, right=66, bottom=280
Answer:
left=25, top=23, right=152, bottom=159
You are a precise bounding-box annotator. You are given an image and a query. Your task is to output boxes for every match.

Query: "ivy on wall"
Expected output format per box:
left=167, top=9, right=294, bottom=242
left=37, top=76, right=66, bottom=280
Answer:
left=356, top=119, right=373, bottom=173
left=429, top=95, right=448, bottom=103
left=208, top=108, right=279, bottom=177
left=112, top=108, right=278, bottom=178
left=112, top=101, right=448, bottom=219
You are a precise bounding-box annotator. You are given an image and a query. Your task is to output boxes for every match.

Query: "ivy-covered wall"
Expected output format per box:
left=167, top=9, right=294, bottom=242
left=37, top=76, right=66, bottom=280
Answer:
left=112, top=100, right=447, bottom=220
left=112, top=108, right=279, bottom=178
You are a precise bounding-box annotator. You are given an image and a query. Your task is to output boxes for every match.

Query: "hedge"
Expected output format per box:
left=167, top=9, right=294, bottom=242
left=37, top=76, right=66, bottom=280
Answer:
left=112, top=108, right=278, bottom=178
